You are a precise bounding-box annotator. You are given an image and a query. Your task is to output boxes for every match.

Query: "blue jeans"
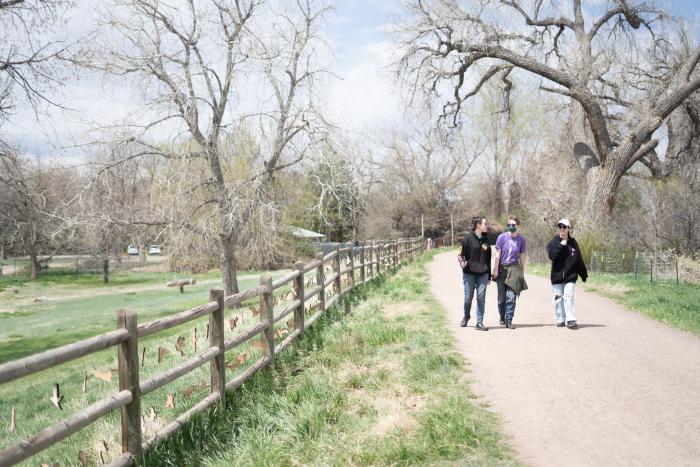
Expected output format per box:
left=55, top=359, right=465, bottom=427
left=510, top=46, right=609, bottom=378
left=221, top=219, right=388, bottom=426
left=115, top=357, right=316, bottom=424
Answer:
left=463, top=272, right=489, bottom=323
left=553, top=282, right=576, bottom=323
left=496, top=266, right=517, bottom=323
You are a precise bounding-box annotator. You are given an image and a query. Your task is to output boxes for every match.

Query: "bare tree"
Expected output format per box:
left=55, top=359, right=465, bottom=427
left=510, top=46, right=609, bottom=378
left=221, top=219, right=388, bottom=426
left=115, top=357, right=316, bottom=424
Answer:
left=398, top=0, right=700, bottom=228
left=81, top=0, right=328, bottom=294
left=0, top=151, right=76, bottom=279
left=0, top=0, right=74, bottom=141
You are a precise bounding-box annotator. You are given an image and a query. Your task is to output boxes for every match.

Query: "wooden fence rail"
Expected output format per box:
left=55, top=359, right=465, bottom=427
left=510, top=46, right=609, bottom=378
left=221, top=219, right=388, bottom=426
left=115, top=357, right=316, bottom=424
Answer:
left=0, top=237, right=424, bottom=466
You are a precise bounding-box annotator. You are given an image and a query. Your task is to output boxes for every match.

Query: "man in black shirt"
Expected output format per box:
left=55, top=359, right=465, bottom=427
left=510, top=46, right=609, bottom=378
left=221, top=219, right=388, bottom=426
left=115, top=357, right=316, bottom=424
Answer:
left=458, top=216, right=492, bottom=330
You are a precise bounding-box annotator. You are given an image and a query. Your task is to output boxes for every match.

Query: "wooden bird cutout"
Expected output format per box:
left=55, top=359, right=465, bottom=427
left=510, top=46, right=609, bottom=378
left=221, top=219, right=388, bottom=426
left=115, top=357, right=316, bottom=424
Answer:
left=166, top=393, right=175, bottom=409
left=157, top=347, right=170, bottom=364
left=175, top=336, right=186, bottom=356
left=228, top=316, right=239, bottom=331
left=249, top=306, right=259, bottom=317
left=50, top=383, right=63, bottom=410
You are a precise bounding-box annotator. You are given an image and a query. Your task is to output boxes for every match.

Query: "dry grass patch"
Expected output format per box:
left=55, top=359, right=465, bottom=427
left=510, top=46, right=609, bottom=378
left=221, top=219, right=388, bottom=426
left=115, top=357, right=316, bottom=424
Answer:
left=383, top=301, right=423, bottom=320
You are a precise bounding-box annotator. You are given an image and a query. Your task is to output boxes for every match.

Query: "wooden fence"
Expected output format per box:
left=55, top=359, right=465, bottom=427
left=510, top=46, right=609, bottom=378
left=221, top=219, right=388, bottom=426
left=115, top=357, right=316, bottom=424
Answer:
left=0, top=237, right=423, bottom=466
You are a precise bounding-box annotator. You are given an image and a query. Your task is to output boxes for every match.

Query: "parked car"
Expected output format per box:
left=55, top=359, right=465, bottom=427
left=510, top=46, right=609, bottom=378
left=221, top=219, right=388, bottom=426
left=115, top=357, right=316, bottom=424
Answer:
left=127, top=245, right=139, bottom=255
left=148, top=244, right=162, bottom=255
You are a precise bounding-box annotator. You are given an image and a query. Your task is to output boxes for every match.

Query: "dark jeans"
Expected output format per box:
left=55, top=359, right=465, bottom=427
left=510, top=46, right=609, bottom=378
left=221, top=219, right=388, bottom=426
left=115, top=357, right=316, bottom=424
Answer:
left=463, top=272, right=488, bottom=323
left=497, top=266, right=517, bottom=323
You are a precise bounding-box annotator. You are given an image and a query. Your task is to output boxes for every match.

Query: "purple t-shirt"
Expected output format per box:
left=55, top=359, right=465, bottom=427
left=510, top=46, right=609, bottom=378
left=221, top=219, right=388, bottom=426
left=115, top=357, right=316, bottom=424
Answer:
left=495, top=232, right=526, bottom=265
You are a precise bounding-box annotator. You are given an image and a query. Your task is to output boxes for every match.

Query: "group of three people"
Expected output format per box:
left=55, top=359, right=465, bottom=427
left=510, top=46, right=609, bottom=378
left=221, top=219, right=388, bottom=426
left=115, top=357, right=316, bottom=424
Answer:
left=458, top=215, right=588, bottom=330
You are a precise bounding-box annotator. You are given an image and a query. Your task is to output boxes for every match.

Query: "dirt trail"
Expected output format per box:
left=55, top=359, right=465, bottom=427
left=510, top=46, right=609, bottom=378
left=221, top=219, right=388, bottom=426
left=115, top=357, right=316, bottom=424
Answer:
left=429, top=251, right=700, bottom=467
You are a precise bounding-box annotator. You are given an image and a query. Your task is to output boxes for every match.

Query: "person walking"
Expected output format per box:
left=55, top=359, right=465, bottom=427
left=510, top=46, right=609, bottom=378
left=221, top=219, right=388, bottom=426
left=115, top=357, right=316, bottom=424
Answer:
left=547, top=218, right=588, bottom=329
left=492, top=215, right=527, bottom=329
left=459, top=216, right=492, bottom=331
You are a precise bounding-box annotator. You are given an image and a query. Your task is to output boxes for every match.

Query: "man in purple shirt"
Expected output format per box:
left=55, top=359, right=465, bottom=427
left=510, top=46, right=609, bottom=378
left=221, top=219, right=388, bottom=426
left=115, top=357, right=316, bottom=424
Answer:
left=492, top=215, right=527, bottom=328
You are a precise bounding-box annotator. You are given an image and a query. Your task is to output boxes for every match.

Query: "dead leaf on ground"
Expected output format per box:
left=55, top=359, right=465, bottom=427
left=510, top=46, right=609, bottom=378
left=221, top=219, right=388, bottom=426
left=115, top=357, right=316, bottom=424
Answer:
left=166, top=393, right=175, bottom=409
left=181, top=385, right=196, bottom=400
left=94, top=369, right=114, bottom=382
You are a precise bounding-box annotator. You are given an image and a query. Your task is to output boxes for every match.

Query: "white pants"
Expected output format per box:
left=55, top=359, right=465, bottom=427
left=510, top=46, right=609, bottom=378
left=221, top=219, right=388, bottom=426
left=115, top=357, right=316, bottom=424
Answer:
left=552, top=282, right=576, bottom=323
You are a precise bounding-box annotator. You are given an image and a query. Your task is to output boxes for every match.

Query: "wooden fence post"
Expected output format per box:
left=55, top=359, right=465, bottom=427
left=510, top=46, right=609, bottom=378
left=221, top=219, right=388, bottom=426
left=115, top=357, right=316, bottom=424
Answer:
left=117, top=309, right=142, bottom=460
left=294, top=261, right=305, bottom=332
left=260, top=275, right=275, bottom=360
left=393, top=240, right=398, bottom=269
left=209, top=289, right=226, bottom=409
left=348, top=242, right=355, bottom=288
left=316, top=252, right=325, bottom=311
left=334, top=245, right=342, bottom=297
left=368, top=242, right=374, bottom=278
left=359, top=242, right=365, bottom=283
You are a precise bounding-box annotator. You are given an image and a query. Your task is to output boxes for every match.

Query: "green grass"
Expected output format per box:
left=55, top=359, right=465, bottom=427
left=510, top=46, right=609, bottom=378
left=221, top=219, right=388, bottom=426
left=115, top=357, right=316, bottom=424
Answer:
left=0, top=268, right=293, bottom=466
left=0, top=270, right=271, bottom=363
left=139, top=252, right=517, bottom=467
left=526, top=263, right=700, bottom=336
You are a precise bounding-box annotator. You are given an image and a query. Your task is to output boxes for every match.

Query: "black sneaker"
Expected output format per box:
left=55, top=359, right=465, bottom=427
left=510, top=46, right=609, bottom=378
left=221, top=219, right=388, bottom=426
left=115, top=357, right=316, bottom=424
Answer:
left=556, top=322, right=566, bottom=327
left=506, top=321, right=515, bottom=329
left=499, top=319, right=506, bottom=325
left=475, top=322, right=488, bottom=331
left=566, top=320, right=578, bottom=329
left=460, top=316, right=469, bottom=328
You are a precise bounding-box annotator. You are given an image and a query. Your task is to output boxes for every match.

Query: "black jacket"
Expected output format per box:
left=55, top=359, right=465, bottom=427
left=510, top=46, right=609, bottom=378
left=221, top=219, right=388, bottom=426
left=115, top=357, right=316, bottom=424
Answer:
left=547, top=235, right=588, bottom=284
left=460, top=232, right=491, bottom=276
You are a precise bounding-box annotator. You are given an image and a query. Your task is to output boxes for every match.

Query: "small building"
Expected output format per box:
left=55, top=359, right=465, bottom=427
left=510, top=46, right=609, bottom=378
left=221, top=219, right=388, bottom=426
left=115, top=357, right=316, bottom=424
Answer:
left=286, top=226, right=326, bottom=242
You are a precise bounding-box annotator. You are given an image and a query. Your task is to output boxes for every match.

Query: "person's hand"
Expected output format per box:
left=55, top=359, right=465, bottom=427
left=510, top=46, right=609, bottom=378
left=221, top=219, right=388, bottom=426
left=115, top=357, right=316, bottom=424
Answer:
left=492, top=270, right=498, bottom=280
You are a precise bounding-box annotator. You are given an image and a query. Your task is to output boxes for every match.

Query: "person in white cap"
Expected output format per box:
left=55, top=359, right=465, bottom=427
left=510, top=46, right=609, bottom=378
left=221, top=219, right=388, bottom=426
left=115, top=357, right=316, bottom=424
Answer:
left=546, top=218, right=588, bottom=329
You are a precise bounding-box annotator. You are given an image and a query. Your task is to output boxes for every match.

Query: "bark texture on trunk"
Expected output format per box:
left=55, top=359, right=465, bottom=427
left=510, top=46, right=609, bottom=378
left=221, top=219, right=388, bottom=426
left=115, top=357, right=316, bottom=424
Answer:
left=220, top=232, right=239, bottom=297
left=103, top=259, right=110, bottom=285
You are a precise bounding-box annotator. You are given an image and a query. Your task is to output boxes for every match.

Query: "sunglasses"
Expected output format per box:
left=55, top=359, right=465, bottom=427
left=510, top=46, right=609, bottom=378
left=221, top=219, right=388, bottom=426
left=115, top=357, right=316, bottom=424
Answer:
left=557, top=224, right=569, bottom=229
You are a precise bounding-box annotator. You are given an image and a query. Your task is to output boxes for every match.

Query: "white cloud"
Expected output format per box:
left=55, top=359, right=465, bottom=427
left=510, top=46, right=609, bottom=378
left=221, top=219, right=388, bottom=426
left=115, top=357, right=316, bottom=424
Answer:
left=325, top=40, right=404, bottom=132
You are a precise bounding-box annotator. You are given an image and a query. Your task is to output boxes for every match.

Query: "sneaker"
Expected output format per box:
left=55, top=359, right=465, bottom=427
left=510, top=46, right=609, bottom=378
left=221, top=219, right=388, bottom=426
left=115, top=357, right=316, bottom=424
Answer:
left=475, top=322, right=488, bottom=331
left=566, top=320, right=578, bottom=329
left=499, top=319, right=506, bottom=325
left=556, top=322, right=566, bottom=327
left=506, top=321, right=515, bottom=329
left=460, top=316, right=469, bottom=328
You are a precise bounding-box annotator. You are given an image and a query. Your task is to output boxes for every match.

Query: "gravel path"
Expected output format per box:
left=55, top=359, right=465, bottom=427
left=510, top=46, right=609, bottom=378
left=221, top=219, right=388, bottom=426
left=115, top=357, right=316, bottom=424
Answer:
left=428, top=251, right=700, bottom=467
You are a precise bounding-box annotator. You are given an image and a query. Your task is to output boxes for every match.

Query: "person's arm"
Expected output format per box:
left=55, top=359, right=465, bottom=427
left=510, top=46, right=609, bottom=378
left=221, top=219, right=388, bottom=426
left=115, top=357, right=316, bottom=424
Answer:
left=547, top=237, right=565, bottom=261
left=520, top=252, right=527, bottom=272
left=492, top=248, right=501, bottom=279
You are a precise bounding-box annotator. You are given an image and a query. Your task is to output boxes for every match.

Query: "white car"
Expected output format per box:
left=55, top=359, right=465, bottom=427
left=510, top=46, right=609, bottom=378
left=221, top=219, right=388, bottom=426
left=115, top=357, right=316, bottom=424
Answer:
left=127, top=245, right=139, bottom=255
left=148, top=245, right=162, bottom=255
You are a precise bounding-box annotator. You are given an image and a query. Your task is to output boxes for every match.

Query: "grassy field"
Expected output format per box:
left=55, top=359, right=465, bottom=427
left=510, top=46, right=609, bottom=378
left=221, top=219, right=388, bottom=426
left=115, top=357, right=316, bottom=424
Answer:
left=0, top=267, right=297, bottom=466
left=143, top=252, right=517, bottom=466
left=526, top=263, right=700, bottom=336
left=0, top=269, right=273, bottom=363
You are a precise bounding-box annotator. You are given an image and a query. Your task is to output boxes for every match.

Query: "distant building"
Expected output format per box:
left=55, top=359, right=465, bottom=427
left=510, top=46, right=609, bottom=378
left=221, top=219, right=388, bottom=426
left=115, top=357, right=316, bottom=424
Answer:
left=286, top=226, right=326, bottom=242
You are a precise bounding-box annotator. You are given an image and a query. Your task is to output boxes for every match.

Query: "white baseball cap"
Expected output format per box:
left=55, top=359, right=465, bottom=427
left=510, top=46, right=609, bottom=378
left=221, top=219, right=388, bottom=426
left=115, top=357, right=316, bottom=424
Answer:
left=557, top=218, right=571, bottom=228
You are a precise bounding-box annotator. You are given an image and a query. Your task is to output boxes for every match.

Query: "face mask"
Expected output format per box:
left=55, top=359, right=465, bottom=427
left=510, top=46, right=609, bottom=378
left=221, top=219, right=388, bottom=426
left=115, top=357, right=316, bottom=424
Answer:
left=508, top=225, right=517, bottom=233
